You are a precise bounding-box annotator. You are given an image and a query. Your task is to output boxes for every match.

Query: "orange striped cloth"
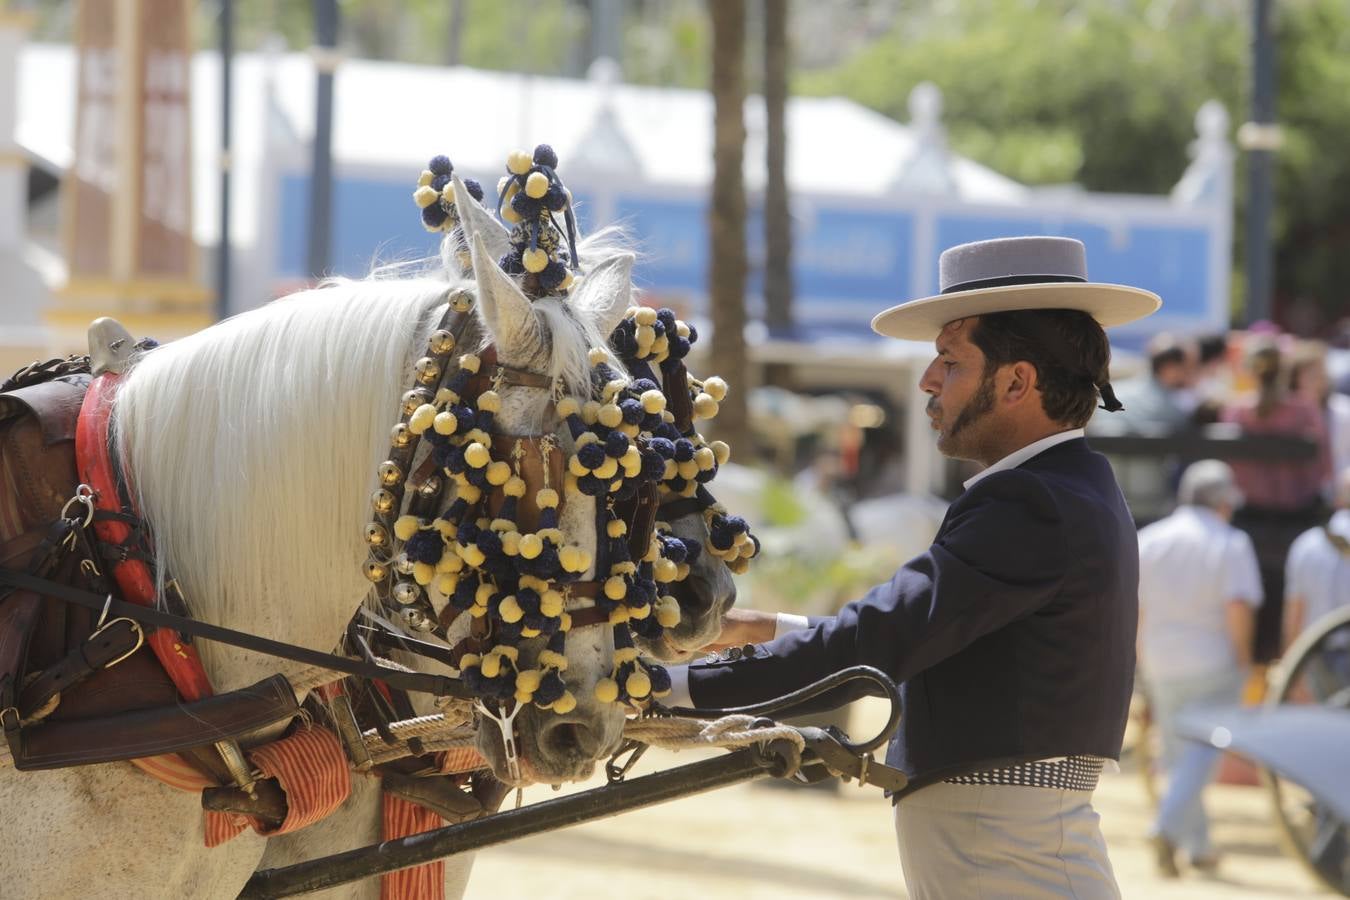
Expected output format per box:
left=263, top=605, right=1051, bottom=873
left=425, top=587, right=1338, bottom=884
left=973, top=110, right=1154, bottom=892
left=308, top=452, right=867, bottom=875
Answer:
left=379, top=747, right=488, bottom=900
left=204, top=725, right=351, bottom=847
left=130, top=725, right=351, bottom=848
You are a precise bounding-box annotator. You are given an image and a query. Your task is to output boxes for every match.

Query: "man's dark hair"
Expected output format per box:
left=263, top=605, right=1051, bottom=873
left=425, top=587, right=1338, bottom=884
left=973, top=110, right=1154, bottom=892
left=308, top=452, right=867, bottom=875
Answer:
left=968, top=309, right=1111, bottom=428
left=1147, top=335, right=1188, bottom=377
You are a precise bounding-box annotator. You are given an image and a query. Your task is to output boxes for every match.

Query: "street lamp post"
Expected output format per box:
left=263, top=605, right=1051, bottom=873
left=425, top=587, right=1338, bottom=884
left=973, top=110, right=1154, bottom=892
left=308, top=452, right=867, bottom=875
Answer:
left=1242, top=0, right=1278, bottom=327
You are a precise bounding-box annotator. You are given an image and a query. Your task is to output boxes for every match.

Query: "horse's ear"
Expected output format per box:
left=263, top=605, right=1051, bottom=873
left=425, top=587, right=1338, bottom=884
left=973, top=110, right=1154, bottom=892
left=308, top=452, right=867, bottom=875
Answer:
left=470, top=231, right=540, bottom=355
left=574, top=252, right=635, bottom=338
left=450, top=175, right=511, bottom=268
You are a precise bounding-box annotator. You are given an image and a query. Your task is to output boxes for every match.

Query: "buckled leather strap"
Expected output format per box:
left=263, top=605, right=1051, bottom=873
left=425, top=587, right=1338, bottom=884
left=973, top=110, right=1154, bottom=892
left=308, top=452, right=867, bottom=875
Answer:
left=18, top=616, right=143, bottom=718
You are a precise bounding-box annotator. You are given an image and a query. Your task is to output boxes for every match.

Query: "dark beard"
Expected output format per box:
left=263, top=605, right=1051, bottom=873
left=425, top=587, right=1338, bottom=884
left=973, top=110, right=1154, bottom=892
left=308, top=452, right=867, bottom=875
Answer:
left=943, top=373, right=996, bottom=450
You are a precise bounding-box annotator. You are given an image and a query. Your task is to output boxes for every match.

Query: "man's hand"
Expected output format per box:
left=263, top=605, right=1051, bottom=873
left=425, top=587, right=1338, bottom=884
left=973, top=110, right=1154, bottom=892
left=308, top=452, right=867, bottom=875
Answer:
left=701, top=608, right=778, bottom=652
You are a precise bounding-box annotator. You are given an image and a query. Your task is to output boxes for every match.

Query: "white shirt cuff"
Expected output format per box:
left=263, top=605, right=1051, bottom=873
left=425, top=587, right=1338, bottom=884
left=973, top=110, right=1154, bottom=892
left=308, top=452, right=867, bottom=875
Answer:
left=663, top=664, right=693, bottom=708
left=774, top=613, right=811, bottom=640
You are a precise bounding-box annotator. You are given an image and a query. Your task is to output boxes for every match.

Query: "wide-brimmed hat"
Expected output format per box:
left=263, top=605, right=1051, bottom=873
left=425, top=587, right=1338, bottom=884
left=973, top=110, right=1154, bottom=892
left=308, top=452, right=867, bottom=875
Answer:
left=871, top=236, right=1161, bottom=341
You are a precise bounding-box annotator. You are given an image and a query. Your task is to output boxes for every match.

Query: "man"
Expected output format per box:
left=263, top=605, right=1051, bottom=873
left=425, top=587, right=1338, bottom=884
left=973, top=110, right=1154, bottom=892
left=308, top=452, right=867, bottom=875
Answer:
left=1284, top=466, right=1350, bottom=667
left=1136, top=460, right=1261, bottom=877
left=664, top=236, right=1160, bottom=898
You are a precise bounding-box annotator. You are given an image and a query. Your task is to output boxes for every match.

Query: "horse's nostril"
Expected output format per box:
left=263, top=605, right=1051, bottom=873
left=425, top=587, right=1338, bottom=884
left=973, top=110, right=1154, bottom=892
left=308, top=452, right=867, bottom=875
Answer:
left=540, top=720, right=593, bottom=759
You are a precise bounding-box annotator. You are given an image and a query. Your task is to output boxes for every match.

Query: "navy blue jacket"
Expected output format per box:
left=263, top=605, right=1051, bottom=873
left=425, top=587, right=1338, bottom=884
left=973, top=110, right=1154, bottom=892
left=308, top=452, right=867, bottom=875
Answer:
left=686, top=438, right=1138, bottom=795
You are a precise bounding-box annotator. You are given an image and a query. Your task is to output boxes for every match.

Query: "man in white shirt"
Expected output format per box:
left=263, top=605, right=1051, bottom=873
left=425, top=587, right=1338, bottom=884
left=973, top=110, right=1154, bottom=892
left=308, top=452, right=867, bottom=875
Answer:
left=1284, top=466, right=1350, bottom=661
left=1137, top=459, right=1262, bottom=877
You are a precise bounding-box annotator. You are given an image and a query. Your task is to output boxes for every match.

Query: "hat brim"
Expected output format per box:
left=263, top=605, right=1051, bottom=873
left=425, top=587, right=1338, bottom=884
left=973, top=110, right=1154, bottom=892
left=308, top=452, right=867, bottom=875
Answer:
left=871, top=282, right=1162, bottom=342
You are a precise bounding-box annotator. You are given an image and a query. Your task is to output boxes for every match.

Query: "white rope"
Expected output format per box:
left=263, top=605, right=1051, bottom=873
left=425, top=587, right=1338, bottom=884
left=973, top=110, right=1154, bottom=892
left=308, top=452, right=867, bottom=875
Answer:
left=624, top=715, right=805, bottom=753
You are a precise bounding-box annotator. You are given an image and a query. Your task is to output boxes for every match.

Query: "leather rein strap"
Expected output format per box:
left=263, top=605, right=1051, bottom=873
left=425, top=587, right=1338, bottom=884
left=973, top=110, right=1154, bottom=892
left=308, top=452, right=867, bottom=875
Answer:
left=0, top=567, right=473, bottom=700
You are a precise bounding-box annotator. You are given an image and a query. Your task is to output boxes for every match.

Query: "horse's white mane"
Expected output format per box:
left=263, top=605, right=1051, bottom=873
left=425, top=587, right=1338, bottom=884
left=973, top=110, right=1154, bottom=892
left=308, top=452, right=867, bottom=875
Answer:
left=114, top=276, right=453, bottom=685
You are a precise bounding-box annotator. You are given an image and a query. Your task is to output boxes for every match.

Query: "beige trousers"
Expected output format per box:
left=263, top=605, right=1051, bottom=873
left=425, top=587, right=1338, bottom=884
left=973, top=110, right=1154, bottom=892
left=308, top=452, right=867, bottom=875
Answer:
left=893, top=782, right=1121, bottom=899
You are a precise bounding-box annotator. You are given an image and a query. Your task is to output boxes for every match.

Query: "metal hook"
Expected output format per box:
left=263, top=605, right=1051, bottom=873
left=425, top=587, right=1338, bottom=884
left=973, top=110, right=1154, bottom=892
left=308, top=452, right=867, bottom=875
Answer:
left=474, top=698, right=523, bottom=785
left=59, top=484, right=97, bottom=530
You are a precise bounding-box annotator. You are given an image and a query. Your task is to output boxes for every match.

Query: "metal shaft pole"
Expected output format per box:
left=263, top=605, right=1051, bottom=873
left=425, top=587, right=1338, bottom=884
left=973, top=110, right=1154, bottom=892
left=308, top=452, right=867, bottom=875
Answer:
left=239, top=747, right=779, bottom=898
left=1244, top=0, right=1276, bottom=325
left=215, top=0, right=233, bottom=320
left=307, top=0, right=338, bottom=280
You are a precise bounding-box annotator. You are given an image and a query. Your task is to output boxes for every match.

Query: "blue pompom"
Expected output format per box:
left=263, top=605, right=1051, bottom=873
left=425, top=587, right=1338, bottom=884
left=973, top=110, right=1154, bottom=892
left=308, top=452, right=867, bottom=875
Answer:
left=453, top=576, right=478, bottom=610
left=657, top=308, right=677, bottom=331
left=405, top=530, right=443, bottom=565
left=673, top=439, right=696, bottom=462
left=457, top=520, right=480, bottom=544
left=499, top=252, right=524, bottom=274
left=660, top=535, right=687, bottom=563
left=476, top=529, right=503, bottom=557
left=641, top=450, right=666, bottom=481
left=466, top=465, right=489, bottom=489
left=604, top=431, right=630, bottom=458
left=534, top=670, right=566, bottom=706
left=631, top=378, right=659, bottom=394
left=641, top=412, right=664, bottom=432
left=511, top=192, right=543, bottom=218
left=647, top=437, right=675, bottom=458
left=545, top=185, right=568, bottom=212
left=710, top=525, right=735, bottom=551
left=453, top=405, right=475, bottom=433
left=686, top=323, right=699, bottom=344
left=422, top=205, right=449, bottom=229
left=430, top=173, right=451, bottom=192
left=681, top=537, right=702, bottom=562
left=517, top=588, right=541, bottom=615
left=668, top=337, right=692, bottom=359
left=577, top=474, right=608, bottom=496
left=620, top=399, right=644, bottom=425
left=647, top=663, right=672, bottom=693
left=532, top=144, right=559, bottom=169
left=428, top=155, right=453, bottom=176
left=540, top=259, right=568, bottom=291
left=463, top=178, right=484, bottom=201
left=577, top=442, right=606, bottom=469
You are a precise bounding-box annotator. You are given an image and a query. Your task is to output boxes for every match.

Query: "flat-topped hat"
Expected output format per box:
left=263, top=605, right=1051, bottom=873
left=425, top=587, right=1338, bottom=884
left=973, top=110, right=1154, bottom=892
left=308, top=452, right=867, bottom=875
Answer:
left=871, top=236, right=1161, bottom=341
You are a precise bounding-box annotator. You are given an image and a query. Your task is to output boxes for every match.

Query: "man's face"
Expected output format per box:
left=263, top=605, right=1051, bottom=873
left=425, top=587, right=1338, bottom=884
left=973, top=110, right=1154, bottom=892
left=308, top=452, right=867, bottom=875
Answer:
left=919, top=319, right=999, bottom=461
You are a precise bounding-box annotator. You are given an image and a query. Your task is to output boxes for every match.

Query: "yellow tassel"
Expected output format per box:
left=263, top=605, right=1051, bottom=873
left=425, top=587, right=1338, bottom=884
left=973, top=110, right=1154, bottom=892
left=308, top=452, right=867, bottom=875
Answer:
left=594, top=678, right=619, bottom=704
left=516, top=669, right=543, bottom=693
left=703, top=376, right=728, bottom=402
left=597, top=404, right=623, bottom=428
left=394, top=516, right=421, bottom=542
left=693, top=394, right=720, bottom=420
left=536, top=487, right=559, bottom=508
left=413, top=185, right=439, bottom=208
left=435, top=573, right=458, bottom=596
left=553, top=691, right=577, bottom=714
left=604, top=576, right=628, bottom=601
left=627, top=669, right=651, bottom=698
left=464, top=442, right=491, bottom=468
left=523, top=247, right=548, bottom=273
left=557, top=396, right=580, bottom=418
left=433, top=411, right=458, bottom=435
left=614, top=646, right=639, bottom=665
left=501, top=531, right=521, bottom=556
left=418, top=170, right=435, bottom=187
left=582, top=400, right=601, bottom=424
left=477, top=390, right=501, bottom=413
left=541, top=589, right=564, bottom=617
left=710, top=440, right=731, bottom=465
left=695, top=446, right=716, bottom=471
left=525, top=171, right=549, bottom=198
left=640, top=390, right=666, bottom=414
left=518, top=533, right=544, bottom=559
left=498, top=595, right=524, bottom=623
left=655, top=595, right=681, bottom=628
left=504, top=476, right=527, bottom=498
left=568, top=455, right=590, bottom=477
left=653, top=558, right=678, bottom=583
left=486, top=461, right=511, bottom=486
left=413, top=562, right=435, bottom=586
left=634, top=307, right=657, bottom=326
left=481, top=653, right=502, bottom=678
left=507, top=150, right=533, bottom=175
left=539, top=649, right=567, bottom=670
left=408, top=403, right=437, bottom=434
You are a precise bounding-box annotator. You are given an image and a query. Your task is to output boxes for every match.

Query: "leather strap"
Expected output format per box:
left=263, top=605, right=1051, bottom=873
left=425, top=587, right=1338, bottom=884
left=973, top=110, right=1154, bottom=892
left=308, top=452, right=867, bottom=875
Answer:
left=18, top=617, right=142, bottom=717
left=0, top=567, right=472, bottom=701
left=0, top=590, right=42, bottom=717
left=9, top=673, right=300, bottom=770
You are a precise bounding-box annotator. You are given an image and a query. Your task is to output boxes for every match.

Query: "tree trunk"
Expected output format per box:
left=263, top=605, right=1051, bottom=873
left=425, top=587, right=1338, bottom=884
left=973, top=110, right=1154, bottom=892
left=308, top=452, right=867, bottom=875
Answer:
left=762, top=0, right=794, bottom=388
left=707, top=0, right=752, bottom=452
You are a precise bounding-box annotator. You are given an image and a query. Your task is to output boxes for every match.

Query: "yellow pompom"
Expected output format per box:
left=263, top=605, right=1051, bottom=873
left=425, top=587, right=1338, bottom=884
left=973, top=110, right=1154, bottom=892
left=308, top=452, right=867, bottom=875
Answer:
left=435, top=549, right=463, bottom=571
left=569, top=455, right=590, bottom=477
left=588, top=347, right=609, bottom=366
left=594, top=678, right=620, bottom=704
left=629, top=601, right=651, bottom=620
left=619, top=423, right=640, bottom=439
left=501, top=530, right=521, bottom=556
left=408, top=403, right=437, bottom=434
left=662, top=460, right=677, bottom=480
left=394, top=516, right=421, bottom=542
left=435, top=573, right=458, bottom=596
left=677, top=459, right=699, bottom=480
left=536, top=487, right=559, bottom=509
left=597, top=404, right=623, bottom=428
left=653, top=557, right=678, bottom=583
left=481, top=653, right=502, bottom=678
left=604, top=576, right=628, bottom=601
left=523, top=247, right=548, bottom=273
left=417, top=170, right=435, bottom=187
left=464, top=442, right=491, bottom=469
left=507, top=150, right=533, bottom=174
left=728, top=557, right=750, bottom=575
left=459, top=354, right=481, bottom=374
left=460, top=544, right=486, bottom=567
left=676, top=562, right=690, bottom=581
left=556, top=396, right=580, bottom=418
left=559, top=611, right=573, bottom=631
left=634, top=307, right=657, bottom=326
left=694, top=446, right=716, bottom=471
left=433, top=411, right=458, bottom=435
left=693, top=394, right=720, bottom=420
left=582, top=400, right=601, bottom=424
left=475, top=583, right=496, bottom=606
left=525, top=171, right=549, bottom=199
left=621, top=455, right=642, bottom=479
left=606, top=518, right=628, bottom=539
left=504, top=476, right=527, bottom=498
left=459, top=484, right=483, bottom=505
left=413, top=185, right=439, bottom=208
left=477, top=390, right=501, bottom=413
left=635, top=325, right=655, bottom=351
left=516, top=668, right=543, bottom=693
left=703, top=376, right=728, bottom=402
left=496, top=175, right=511, bottom=194
left=609, top=606, right=630, bottom=625
left=676, top=321, right=691, bottom=338
left=413, top=562, right=436, bottom=586
left=655, top=595, right=681, bottom=628
left=518, top=533, right=543, bottom=560
left=603, top=379, right=628, bottom=402
left=711, top=440, right=731, bottom=465
left=627, top=668, right=652, bottom=699
left=496, top=645, right=520, bottom=663
left=644, top=538, right=662, bottom=563
left=651, top=335, right=669, bottom=360
left=501, top=205, right=522, bottom=224
left=541, top=589, right=564, bottom=617
left=470, top=601, right=488, bottom=618
left=614, top=646, right=640, bottom=665
left=486, top=461, right=511, bottom=486
left=574, top=431, right=600, bottom=448
left=521, top=575, right=547, bottom=592
left=640, top=390, right=666, bottom=414
left=559, top=545, right=587, bottom=573
left=441, top=183, right=457, bottom=206
left=593, top=457, right=618, bottom=479
left=611, top=560, right=637, bottom=576
left=553, top=690, right=578, bottom=714
left=539, top=527, right=564, bottom=544
left=539, top=649, right=567, bottom=670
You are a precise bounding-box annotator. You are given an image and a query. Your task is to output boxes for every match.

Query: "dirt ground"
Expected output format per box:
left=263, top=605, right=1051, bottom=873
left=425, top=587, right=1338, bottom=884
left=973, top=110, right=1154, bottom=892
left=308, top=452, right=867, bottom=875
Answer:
left=465, top=701, right=1333, bottom=899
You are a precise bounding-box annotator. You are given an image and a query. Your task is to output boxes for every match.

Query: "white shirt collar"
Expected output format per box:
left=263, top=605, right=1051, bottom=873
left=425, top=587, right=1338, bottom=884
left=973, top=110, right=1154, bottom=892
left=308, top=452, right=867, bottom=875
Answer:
left=963, top=428, right=1085, bottom=490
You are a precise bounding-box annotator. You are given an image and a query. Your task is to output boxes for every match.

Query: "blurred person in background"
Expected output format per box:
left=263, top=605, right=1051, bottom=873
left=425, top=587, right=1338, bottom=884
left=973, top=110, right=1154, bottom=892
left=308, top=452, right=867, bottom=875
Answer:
left=1222, top=337, right=1330, bottom=660
left=1191, top=333, right=1232, bottom=425
left=1284, top=466, right=1350, bottom=683
left=1289, top=341, right=1350, bottom=499
left=1137, top=460, right=1261, bottom=878
left=1096, top=333, right=1198, bottom=433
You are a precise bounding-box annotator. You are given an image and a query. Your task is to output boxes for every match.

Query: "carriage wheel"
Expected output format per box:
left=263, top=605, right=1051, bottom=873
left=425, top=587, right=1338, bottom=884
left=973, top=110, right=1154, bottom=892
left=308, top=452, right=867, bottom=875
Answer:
left=1263, top=605, right=1350, bottom=897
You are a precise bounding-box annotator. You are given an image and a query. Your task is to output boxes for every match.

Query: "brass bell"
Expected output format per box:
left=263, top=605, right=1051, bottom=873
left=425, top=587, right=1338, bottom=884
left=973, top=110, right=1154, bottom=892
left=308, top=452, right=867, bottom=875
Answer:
left=378, top=461, right=404, bottom=487
left=401, top=388, right=432, bottom=417
left=390, top=423, right=412, bottom=449
left=449, top=290, right=474, bottom=313
left=364, top=522, right=389, bottom=547
left=393, top=552, right=415, bottom=576
left=371, top=489, right=397, bottom=514
left=418, top=475, right=443, bottom=499
left=363, top=559, right=389, bottom=583
left=414, top=357, right=442, bottom=386
left=392, top=580, right=421, bottom=606
left=428, top=329, right=456, bottom=356
left=401, top=607, right=434, bottom=632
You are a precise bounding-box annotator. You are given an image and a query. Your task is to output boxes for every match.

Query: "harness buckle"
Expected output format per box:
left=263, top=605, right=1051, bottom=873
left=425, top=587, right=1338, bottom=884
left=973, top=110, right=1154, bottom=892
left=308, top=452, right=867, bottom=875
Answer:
left=88, top=616, right=145, bottom=669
